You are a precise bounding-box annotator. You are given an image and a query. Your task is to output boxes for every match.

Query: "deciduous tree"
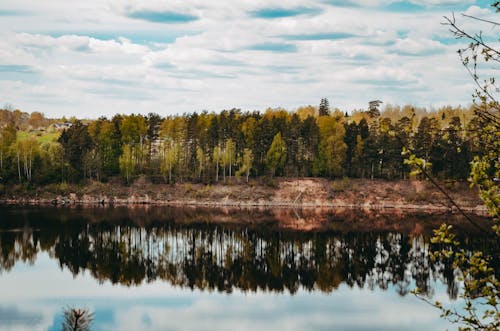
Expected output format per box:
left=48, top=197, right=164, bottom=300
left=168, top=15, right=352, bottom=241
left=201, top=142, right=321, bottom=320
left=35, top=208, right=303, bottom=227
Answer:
left=266, top=133, right=286, bottom=177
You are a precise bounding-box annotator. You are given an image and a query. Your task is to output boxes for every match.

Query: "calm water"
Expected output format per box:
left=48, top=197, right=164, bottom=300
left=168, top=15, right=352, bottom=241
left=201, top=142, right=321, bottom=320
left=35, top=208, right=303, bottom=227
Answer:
left=0, top=206, right=496, bottom=331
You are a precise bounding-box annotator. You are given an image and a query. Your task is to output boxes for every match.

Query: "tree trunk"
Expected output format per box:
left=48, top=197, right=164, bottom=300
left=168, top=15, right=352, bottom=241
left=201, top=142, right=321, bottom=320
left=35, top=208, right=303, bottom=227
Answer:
left=23, top=153, right=28, bottom=180
left=17, top=151, right=21, bottom=183
left=169, top=161, right=172, bottom=183
left=215, top=161, right=219, bottom=182
left=61, top=154, right=64, bottom=184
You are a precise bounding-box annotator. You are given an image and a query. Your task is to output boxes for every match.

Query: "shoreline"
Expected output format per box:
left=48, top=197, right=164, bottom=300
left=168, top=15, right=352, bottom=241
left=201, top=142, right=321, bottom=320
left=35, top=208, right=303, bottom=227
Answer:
left=0, top=195, right=489, bottom=216
left=0, top=178, right=490, bottom=216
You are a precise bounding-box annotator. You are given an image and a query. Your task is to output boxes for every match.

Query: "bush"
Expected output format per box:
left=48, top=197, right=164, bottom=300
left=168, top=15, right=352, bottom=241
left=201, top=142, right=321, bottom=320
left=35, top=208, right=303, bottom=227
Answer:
left=264, top=177, right=277, bottom=188
left=331, top=178, right=351, bottom=193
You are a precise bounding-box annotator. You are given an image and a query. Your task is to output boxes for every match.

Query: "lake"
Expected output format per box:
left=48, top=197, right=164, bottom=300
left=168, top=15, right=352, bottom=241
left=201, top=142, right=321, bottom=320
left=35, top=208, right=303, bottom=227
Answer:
left=0, top=206, right=496, bottom=331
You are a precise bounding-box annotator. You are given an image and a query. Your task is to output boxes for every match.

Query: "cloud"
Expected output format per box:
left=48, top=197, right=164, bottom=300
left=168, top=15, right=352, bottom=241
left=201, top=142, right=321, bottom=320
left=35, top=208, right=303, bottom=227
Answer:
left=382, top=2, right=426, bottom=12
left=391, top=37, right=447, bottom=56
left=0, top=64, right=39, bottom=84
left=0, top=305, right=43, bottom=327
left=321, top=1, right=362, bottom=7
left=0, top=9, right=30, bottom=16
left=0, top=0, right=488, bottom=117
left=349, top=65, right=419, bottom=83
left=46, top=31, right=191, bottom=46
left=0, top=64, right=35, bottom=73
left=416, top=1, right=475, bottom=5
left=127, top=10, right=199, bottom=24
left=251, top=7, right=323, bottom=19
left=88, top=37, right=150, bottom=54
left=247, top=43, right=298, bottom=52
left=324, top=0, right=475, bottom=9
left=13, top=33, right=152, bottom=56
left=263, top=65, right=303, bottom=73
left=15, top=33, right=90, bottom=51
left=84, top=86, right=155, bottom=100
left=463, top=5, right=492, bottom=17
left=281, top=32, right=357, bottom=41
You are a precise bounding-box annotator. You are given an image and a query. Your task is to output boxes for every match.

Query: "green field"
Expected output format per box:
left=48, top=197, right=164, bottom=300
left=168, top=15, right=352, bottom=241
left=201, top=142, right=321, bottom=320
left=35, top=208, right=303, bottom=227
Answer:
left=17, top=130, right=60, bottom=144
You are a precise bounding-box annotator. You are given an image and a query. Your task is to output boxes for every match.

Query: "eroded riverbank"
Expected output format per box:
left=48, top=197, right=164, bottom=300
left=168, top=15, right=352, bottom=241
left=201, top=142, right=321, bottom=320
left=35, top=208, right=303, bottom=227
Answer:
left=0, top=178, right=489, bottom=215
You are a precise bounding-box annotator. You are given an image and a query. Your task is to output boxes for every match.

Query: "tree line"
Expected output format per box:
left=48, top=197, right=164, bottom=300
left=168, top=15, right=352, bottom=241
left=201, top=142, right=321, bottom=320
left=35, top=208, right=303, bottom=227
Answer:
left=0, top=101, right=485, bottom=185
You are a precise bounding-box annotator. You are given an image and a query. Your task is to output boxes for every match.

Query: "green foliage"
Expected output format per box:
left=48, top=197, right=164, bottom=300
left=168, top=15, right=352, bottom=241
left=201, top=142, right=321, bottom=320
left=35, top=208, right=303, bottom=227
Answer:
left=120, top=114, right=147, bottom=145
left=222, top=138, right=236, bottom=180
left=319, top=98, right=330, bottom=116
left=119, top=144, right=135, bottom=184
left=196, top=146, right=206, bottom=180
left=266, top=133, right=286, bottom=176
left=415, top=224, right=499, bottom=330
left=13, top=136, right=39, bottom=183
left=404, top=152, right=432, bottom=178
left=94, top=119, right=121, bottom=177
left=212, top=145, right=222, bottom=182
left=314, top=115, right=346, bottom=177
left=468, top=115, right=500, bottom=231
left=0, top=123, right=17, bottom=176
left=160, top=141, right=179, bottom=183
left=236, top=148, right=254, bottom=182
left=58, top=120, right=92, bottom=182
left=0, top=101, right=491, bottom=185
left=412, top=3, right=500, bottom=330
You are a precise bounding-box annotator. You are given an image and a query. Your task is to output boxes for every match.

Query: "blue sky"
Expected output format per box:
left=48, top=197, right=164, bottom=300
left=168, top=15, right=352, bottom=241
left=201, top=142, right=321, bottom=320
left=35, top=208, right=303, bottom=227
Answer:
left=0, top=252, right=452, bottom=331
left=0, top=0, right=497, bottom=118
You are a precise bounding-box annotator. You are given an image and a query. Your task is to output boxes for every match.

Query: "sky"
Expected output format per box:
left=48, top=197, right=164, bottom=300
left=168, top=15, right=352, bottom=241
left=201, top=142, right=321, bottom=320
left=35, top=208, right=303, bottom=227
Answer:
left=0, top=0, right=498, bottom=118
left=0, top=253, right=452, bottom=331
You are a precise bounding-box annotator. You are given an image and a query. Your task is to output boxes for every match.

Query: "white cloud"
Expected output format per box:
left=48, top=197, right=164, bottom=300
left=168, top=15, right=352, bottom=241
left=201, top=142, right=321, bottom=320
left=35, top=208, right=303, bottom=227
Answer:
left=392, top=37, right=446, bottom=55
left=464, top=5, right=492, bottom=17
left=0, top=0, right=492, bottom=117
left=416, top=1, right=475, bottom=5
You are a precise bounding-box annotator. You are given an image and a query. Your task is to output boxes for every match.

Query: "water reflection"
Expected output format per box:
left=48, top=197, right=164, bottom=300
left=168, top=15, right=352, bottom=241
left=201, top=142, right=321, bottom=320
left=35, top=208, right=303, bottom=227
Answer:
left=0, top=206, right=496, bottom=300
left=61, top=307, right=93, bottom=331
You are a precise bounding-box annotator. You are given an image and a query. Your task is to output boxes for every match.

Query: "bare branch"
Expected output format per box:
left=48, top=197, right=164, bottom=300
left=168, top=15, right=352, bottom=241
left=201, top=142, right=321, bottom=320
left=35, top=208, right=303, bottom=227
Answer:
left=462, top=13, right=500, bottom=27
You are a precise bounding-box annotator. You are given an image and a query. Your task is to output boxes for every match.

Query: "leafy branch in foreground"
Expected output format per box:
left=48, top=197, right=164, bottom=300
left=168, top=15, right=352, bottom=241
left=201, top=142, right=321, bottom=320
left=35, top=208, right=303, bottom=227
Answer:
left=62, top=307, right=94, bottom=331
left=442, top=8, right=500, bottom=227
left=403, top=150, right=486, bottom=232
left=414, top=224, right=499, bottom=331
left=411, top=2, right=500, bottom=330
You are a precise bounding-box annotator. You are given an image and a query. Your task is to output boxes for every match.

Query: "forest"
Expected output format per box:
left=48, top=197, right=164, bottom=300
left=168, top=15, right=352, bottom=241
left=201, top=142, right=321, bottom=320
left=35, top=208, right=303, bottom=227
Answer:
left=0, top=100, right=487, bottom=186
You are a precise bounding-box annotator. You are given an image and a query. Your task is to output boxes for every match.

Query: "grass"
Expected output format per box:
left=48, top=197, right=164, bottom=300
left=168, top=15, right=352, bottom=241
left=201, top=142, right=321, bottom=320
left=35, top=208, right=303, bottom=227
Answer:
left=17, top=130, right=60, bottom=144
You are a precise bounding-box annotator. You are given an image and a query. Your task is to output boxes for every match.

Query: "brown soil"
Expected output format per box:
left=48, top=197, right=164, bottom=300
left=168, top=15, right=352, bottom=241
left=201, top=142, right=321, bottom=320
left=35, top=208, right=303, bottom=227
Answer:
left=0, top=177, right=488, bottom=215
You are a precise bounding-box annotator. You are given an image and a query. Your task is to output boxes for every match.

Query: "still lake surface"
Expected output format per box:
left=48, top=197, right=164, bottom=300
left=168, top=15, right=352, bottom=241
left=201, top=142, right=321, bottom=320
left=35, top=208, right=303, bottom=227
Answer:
left=0, top=206, right=496, bottom=331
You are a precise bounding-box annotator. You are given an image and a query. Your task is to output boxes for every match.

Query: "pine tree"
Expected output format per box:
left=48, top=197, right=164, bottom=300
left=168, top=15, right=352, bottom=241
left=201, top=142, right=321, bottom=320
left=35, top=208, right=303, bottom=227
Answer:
left=319, top=98, right=330, bottom=116
left=368, top=100, right=382, bottom=118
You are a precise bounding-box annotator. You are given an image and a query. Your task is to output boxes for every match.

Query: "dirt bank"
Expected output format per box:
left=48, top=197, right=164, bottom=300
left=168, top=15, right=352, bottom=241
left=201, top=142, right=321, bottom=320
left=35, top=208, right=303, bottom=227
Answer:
left=0, top=177, right=489, bottom=215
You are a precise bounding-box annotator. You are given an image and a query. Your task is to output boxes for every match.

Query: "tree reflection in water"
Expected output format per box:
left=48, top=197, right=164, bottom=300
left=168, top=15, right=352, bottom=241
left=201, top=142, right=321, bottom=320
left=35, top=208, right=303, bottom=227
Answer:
left=62, top=307, right=93, bottom=331
left=0, top=206, right=496, bottom=299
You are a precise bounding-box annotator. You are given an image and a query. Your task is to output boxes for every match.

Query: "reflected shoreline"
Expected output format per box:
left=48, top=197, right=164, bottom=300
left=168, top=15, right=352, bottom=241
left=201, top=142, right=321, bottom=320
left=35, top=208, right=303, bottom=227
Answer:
left=0, top=197, right=490, bottom=217
left=0, top=206, right=497, bottom=298
left=0, top=204, right=492, bottom=234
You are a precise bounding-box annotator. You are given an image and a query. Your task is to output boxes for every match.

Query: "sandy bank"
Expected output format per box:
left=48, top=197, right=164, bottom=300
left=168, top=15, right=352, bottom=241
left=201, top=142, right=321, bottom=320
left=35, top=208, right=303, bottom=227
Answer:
left=0, top=178, right=489, bottom=215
